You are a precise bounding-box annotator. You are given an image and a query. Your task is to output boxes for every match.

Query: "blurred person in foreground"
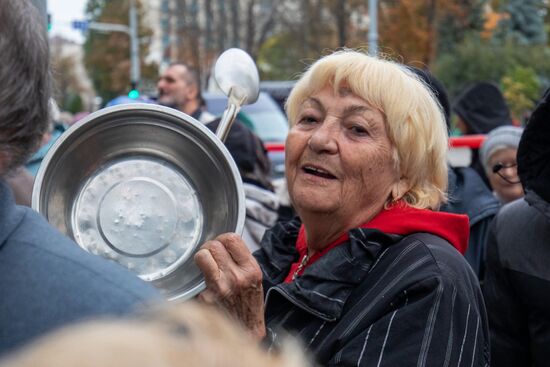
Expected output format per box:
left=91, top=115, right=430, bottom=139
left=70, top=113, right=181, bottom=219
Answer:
left=194, top=50, right=489, bottom=366
left=0, top=0, right=159, bottom=356
left=158, top=62, right=279, bottom=251
left=479, top=126, right=524, bottom=204
left=0, top=302, right=310, bottom=367
left=483, top=88, right=550, bottom=367
left=6, top=100, right=64, bottom=207
left=413, top=68, right=500, bottom=279
left=453, top=82, right=513, bottom=188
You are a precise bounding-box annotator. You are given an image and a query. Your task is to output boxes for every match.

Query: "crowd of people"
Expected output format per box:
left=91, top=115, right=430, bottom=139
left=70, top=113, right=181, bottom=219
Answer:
left=1, top=0, right=549, bottom=366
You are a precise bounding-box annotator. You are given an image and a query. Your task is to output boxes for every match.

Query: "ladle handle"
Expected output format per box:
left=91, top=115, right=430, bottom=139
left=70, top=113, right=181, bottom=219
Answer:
left=216, top=103, right=239, bottom=142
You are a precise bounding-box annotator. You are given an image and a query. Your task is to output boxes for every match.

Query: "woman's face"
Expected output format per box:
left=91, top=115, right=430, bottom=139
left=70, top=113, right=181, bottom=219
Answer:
left=285, top=85, right=401, bottom=225
left=487, top=147, right=523, bottom=203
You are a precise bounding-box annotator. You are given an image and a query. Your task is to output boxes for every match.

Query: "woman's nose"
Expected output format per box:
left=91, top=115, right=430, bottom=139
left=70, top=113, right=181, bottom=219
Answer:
left=501, top=165, right=518, bottom=178
left=308, top=120, right=338, bottom=154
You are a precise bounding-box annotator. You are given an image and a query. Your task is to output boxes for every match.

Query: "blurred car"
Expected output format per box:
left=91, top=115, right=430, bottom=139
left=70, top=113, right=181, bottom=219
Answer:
left=203, top=91, right=288, bottom=178
left=259, top=80, right=296, bottom=113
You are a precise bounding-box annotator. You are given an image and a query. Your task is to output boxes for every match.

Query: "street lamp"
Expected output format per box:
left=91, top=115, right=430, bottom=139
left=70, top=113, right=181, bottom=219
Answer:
left=368, top=0, right=378, bottom=56
left=73, top=0, right=140, bottom=93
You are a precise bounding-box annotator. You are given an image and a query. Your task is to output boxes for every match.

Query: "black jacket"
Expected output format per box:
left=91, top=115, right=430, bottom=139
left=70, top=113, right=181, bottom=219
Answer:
left=442, top=166, right=500, bottom=278
left=483, top=193, right=550, bottom=367
left=255, top=219, right=489, bottom=366
left=483, top=88, right=550, bottom=367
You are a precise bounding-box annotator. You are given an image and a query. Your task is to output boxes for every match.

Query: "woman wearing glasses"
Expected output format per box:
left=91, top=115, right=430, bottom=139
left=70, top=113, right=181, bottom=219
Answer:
left=480, top=126, right=524, bottom=204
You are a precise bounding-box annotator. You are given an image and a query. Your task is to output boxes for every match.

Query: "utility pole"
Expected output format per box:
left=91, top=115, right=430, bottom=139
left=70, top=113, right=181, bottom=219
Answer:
left=129, top=0, right=140, bottom=89
left=368, top=0, right=378, bottom=56
left=75, top=0, right=140, bottom=91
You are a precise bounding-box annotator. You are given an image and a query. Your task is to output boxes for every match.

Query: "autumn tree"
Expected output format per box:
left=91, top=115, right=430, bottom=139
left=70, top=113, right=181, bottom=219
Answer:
left=83, top=0, right=157, bottom=104
left=51, top=51, right=84, bottom=111
left=378, top=0, right=487, bottom=66
left=169, top=0, right=282, bottom=88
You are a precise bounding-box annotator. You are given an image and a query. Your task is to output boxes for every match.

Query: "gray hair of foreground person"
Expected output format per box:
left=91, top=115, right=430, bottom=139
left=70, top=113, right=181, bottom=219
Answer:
left=0, top=302, right=311, bottom=367
left=285, top=50, right=449, bottom=209
left=0, top=0, right=52, bottom=176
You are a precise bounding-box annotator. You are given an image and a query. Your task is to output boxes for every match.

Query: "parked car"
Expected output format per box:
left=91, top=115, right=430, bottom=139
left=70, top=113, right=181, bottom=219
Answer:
left=259, top=80, right=296, bottom=113
left=203, top=91, right=288, bottom=178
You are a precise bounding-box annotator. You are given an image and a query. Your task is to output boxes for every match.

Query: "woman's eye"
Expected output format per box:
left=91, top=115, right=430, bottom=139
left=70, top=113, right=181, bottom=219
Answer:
left=298, top=115, right=318, bottom=124
left=349, top=125, right=368, bottom=136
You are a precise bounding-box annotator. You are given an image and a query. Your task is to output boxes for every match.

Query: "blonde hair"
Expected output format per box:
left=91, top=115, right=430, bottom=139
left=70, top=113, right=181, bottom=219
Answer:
left=0, top=302, right=310, bottom=367
left=286, top=50, right=448, bottom=209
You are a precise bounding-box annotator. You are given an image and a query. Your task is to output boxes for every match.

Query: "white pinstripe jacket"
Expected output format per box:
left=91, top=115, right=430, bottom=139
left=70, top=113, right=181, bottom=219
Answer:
left=255, top=219, right=490, bottom=367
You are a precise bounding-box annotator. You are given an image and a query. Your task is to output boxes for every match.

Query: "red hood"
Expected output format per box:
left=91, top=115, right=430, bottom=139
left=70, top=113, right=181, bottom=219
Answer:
left=364, top=202, right=469, bottom=254
left=284, top=202, right=469, bottom=283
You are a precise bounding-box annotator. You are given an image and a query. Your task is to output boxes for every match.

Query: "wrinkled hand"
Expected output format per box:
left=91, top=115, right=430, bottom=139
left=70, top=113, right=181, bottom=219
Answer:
left=194, top=233, right=266, bottom=340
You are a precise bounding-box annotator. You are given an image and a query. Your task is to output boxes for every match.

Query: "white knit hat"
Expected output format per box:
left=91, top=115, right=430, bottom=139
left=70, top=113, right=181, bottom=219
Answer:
left=480, top=125, right=524, bottom=172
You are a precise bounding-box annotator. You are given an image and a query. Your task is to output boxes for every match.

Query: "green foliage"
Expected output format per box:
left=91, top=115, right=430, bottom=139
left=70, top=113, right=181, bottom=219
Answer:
left=433, top=34, right=550, bottom=99
left=257, top=32, right=312, bottom=81
left=83, top=0, right=156, bottom=105
left=501, top=66, right=541, bottom=122
left=494, top=0, right=547, bottom=45
left=64, top=93, right=84, bottom=114
left=437, top=0, right=488, bottom=54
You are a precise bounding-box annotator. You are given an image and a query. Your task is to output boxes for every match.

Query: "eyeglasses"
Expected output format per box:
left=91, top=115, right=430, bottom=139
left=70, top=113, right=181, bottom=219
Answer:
left=491, top=162, right=521, bottom=184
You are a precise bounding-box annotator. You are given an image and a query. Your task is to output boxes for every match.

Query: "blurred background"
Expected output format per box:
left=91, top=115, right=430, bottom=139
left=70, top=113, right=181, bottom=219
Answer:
left=31, top=0, right=550, bottom=128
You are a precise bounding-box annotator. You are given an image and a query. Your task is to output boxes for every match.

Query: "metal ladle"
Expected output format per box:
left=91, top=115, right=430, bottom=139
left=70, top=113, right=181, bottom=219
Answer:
left=213, top=48, right=260, bottom=142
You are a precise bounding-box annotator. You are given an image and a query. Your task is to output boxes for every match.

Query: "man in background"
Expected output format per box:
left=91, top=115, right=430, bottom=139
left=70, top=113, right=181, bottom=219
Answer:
left=157, top=63, right=215, bottom=123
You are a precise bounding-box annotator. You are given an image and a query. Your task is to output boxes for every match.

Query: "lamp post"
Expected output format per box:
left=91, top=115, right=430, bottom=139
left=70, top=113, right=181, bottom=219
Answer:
left=368, top=0, right=378, bottom=56
left=129, top=0, right=140, bottom=90
left=74, top=0, right=140, bottom=90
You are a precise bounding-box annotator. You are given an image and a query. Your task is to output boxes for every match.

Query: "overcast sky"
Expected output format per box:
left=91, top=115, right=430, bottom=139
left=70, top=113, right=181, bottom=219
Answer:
left=48, top=0, right=87, bottom=43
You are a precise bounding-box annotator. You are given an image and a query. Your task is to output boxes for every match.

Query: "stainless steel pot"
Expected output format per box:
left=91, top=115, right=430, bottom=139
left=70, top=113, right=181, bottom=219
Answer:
left=32, top=49, right=260, bottom=301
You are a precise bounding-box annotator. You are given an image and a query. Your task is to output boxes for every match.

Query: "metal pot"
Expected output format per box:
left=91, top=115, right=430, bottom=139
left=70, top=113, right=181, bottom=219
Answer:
left=32, top=49, right=259, bottom=301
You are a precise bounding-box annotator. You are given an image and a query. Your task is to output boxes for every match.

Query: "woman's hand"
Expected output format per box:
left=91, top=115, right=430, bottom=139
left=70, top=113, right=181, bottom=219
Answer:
left=194, top=233, right=266, bottom=340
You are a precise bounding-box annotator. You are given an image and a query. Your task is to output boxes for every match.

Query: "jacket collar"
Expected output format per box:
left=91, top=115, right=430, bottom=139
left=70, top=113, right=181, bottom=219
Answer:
left=0, top=180, right=26, bottom=248
left=263, top=219, right=399, bottom=321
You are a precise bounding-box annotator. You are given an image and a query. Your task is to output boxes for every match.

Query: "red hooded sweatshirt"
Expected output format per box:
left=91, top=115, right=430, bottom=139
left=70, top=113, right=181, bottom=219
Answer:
left=284, top=202, right=469, bottom=283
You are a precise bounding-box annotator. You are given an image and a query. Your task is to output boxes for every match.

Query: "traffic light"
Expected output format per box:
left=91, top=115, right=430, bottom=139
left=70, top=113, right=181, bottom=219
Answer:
left=128, top=82, right=139, bottom=99
left=47, top=13, right=52, bottom=31
left=128, top=89, right=140, bottom=99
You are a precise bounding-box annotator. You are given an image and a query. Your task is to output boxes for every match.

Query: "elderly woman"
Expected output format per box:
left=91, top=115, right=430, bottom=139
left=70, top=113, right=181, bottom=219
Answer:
left=195, top=50, right=489, bottom=366
left=480, top=125, right=524, bottom=204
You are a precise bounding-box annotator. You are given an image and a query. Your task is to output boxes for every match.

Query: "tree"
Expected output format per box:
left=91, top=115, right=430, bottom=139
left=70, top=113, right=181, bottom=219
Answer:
left=169, top=0, right=282, bottom=88
left=494, top=0, right=548, bottom=45
left=433, top=34, right=550, bottom=99
left=50, top=37, right=90, bottom=113
left=501, top=66, right=541, bottom=122
left=51, top=52, right=84, bottom=111
left=378, top=0, right=487, bottom=66
left=83, top=0, right=156, bottom=104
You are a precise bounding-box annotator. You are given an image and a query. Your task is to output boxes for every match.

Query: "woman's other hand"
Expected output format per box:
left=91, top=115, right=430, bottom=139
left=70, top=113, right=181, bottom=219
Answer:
left=194, top=233, right=266, bottom=340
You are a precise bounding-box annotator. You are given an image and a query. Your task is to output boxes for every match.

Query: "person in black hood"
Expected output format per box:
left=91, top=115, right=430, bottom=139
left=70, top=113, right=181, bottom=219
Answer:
left=483, top=87, right=550, bottom=367
left=413, top=69, right=500, bottom=279
left=453, top=82, right=513, bottom=188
